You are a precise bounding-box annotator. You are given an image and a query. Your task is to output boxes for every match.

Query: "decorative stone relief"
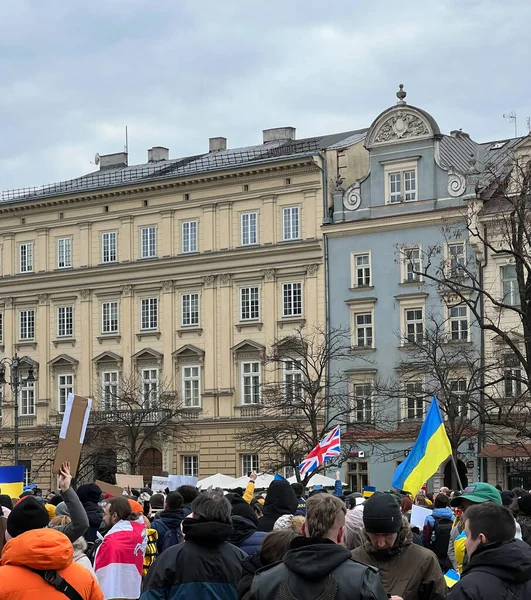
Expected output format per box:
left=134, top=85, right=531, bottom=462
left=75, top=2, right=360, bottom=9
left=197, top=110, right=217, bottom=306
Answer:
left=80, top=289, right=91, bottom=301
left=121, top=284, right=133, bottom=297
left=162, top=280, right=174, bottom=292
left=203, top=274, right=216, bottom=287
left=219, top=273, right=231, bottom=286
left=306, top=264, right=319, bottom=277
left=447, top=171, right=467, bottom=197
left=374, top=111, right=430, bottom=144
left=343, top=182, right=362, bottom=211
left=263, top=269, right=276, bottom=282
left=38, top=293, right=49, bottom=306
left=4, top=297, right=14, bottom=309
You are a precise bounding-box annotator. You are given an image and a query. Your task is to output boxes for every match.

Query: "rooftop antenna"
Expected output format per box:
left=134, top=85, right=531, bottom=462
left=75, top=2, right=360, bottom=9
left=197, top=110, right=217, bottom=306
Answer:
left=503, top=111, right=518, bottom=137
left=125, top=126, right=129, bottom=154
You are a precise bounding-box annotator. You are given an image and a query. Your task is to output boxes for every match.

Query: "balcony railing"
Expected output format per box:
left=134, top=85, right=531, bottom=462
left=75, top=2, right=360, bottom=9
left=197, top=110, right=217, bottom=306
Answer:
left=19, top=416, right=37, bottom=427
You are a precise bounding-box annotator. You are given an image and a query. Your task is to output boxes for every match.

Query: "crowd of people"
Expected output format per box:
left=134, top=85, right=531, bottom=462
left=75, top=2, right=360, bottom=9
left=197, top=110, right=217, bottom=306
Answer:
left=1, top=465, right=531, bottom=599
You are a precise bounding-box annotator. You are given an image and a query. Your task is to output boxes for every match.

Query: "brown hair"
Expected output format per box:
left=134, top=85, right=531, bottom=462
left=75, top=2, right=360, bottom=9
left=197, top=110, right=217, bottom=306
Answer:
left=305, top=494, right=346, bottom=539
left=400, top=496, right=413, bottom=514
left=260, top=530, right=300, bottom=565
left=107, top=496, right=133, bottom=521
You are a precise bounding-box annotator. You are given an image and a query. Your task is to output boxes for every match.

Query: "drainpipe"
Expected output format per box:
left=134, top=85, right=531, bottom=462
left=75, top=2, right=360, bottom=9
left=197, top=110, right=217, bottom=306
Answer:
left=478, top=223, right=488, bottom=481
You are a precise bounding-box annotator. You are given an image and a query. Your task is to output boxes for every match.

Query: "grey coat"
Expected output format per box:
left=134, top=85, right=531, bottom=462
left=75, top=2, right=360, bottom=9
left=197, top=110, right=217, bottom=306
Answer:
left=50, top=487, right=89, bottom=542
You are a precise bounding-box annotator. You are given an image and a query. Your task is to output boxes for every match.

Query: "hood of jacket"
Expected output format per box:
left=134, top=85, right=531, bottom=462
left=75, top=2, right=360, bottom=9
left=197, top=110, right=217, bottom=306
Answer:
left=82, top=500, right=103, bottom=529
left=242, top=551, right=263, bottom=577
left=363, top=516, right=413, bottom=560
left=1, top=528, right=73, bottom=570
left=76, top=483, right=101, bottom=505
left=283, top=536, right=352, bottom=579
left=432, top=507, right=454, bottom=519
left=463, top=539, right=531, bottom=584
left=230, top=515, right=258, bottom=546
left=263, top=480, right=298, bottom=517
left=182, top=517, right=233, bottom=547
left=229, top=495, right=259, bottom=526
left=155, top=508, right=187, bottom=528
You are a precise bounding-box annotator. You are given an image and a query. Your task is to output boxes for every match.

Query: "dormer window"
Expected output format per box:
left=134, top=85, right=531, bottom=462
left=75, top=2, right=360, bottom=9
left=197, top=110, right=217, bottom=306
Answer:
left=383, top=159, right=419, bottom=205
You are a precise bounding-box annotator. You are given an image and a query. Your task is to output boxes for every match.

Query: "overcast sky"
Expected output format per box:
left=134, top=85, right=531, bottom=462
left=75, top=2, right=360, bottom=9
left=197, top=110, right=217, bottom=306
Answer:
left=1, top=0, right=529, bottom=191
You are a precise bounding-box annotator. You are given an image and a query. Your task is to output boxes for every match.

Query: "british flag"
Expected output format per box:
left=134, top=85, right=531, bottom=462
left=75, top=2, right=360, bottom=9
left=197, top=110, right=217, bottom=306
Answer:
left=298, top=426, right=342, bottom=477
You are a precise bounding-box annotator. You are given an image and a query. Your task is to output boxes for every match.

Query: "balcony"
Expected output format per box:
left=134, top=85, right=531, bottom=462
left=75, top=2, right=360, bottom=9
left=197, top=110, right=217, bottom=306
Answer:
left=91, top=409, right=173, bottom=424
left=19, top=416, right=37, bottom=427
left=236, top=405, right=262, bottom=418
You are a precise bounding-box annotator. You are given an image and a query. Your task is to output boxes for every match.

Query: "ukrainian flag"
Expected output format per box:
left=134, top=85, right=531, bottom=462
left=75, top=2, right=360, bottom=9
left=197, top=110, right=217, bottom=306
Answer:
left=0, top=465, right=25, bottom=498
left=392, top=397, right=451, bottom=495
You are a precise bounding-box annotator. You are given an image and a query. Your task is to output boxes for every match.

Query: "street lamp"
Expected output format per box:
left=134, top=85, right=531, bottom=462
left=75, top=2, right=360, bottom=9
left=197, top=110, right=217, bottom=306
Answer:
left=0, top=355, right=36, bottom=466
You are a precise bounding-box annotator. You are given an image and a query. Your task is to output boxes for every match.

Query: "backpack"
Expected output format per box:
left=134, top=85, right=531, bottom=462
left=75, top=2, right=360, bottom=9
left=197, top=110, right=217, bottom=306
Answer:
left=429, top=515, right=453, bottom=560
left=85, top=536, right=103, bottom=565
left=160, top=523, right=183, bottom=552
left=143, top=529, right=158, bottom=577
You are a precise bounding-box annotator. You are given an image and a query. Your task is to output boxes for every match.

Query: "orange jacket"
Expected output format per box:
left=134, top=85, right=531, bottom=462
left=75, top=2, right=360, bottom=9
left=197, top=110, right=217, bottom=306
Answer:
left=0, top=528, right=103, bottom=600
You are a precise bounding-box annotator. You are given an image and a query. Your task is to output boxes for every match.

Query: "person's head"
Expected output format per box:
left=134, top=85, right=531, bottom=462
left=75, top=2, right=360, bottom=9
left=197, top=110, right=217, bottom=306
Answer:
left=517, top=493, right=531, bottom=516
left=190, top=492, right=231, bottom=524
left=104, top=496, right=132, bottom=529
left=363, top=492, right=402, bottom=551
left=150, top=493, right=165, bottom=510
left=464, top=502, right=516, bottom=558
left=128, top=499, right=144, bottom=515
left=165, top=491, right=184, bottom=511
left=291, top=483, right=304, bottom=498
left=425, top=492, right=434, bottom=503
left=0, top=494, right=13, bottom=511
left=512, top=487, right=527, bottom=498
left=177, top=485, right=199, bottom=505
left=46, top=492, right=56, bottom=502
left=55, top=502, right=70, bottom=517
left=49, top=515, right=71, bottom=527
left=6, top=496, right=50, bottom=539
left=302, top=493, right=346, bottom=543
left=49, top=494, right=63, bottom=507
left=415, top=494, right=428, bottom=507
left=501, top=490, right=516, bottom=508
left=76, top=483, right=102, bottom=505
left=343, top=507, right=365, bottom=550
left=260, top=529, right=301, bottom=566
left=440, top=486, right=451, bottom=495
left=434, top=493, right=450, bottom=509
left=346, top=493, right=364, bottom=510
left=400, top=495, right=413, bottom=515
left=451, top=490, right=461, bottom=500
left=450, top=482, right=502, bottom=513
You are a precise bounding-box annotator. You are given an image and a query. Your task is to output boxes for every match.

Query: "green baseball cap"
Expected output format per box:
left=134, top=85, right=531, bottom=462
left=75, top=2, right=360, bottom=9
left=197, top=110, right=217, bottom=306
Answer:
left=450, top=482, right=502, bottom=507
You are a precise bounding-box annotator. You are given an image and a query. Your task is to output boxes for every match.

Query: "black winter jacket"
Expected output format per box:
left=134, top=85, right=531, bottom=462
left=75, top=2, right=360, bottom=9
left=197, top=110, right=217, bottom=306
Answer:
left=257, top=480, right=298, bottom=532
left=238, top=552, right=263, bottom=600
left=250, top=537, right=388, bottom=600
left=76, top=483, right=103, bottom=544
left=447, top=539, right=531, bottom=600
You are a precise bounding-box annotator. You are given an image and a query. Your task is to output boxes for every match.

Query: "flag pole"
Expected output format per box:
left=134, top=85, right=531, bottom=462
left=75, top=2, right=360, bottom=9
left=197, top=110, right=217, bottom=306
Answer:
left=450, top=451, right=464, bottom=491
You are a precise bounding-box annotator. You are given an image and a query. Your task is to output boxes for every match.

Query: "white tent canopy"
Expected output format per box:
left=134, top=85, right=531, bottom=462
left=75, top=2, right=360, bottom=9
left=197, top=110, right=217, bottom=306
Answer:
left=196, top=473, right=237, bottom=490
left=232, top=473, right=275, bottom=489
left=288, top=474, right=346, bottom=487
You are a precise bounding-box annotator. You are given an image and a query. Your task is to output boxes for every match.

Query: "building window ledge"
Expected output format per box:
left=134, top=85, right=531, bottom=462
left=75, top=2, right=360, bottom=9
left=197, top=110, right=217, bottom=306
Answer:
left=15, top=341, right=37, bottom=350
left=399, top=280, right=424, bottom=287
left=177, top=327, right=203, bottom=338
left=277, top=317, right=305, bottom=329
left=136, top=331, right=162, bottom=341
left=52, top=338, right=76, bottom=348
left=235, top=321, right=263, bottom=333
left=349, top=286, right=375, bottom=292
left=350, top=346, right=377, bottom=354
left=444, top=340, right=473, bottom=348
left=97, top=334, right=122, bottom=344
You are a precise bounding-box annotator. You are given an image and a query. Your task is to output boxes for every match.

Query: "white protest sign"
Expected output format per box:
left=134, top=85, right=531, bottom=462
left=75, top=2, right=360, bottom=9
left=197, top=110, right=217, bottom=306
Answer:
left=410, top=504, right=432, bottom=530
left=168, top=475, right=198, bottom=491
left=151, top=475, right=169, bottom=491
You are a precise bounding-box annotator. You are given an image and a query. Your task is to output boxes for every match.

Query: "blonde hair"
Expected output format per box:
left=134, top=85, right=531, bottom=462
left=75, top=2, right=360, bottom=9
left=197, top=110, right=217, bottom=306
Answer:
left=49, top=515, right=71, bottom=527
left=305, top=494, right=346, bottom=538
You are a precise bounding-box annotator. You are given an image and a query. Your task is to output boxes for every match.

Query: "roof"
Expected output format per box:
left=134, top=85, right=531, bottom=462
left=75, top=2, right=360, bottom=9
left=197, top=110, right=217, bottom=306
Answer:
left=438, top=133, right=478, bottom=173
left=479, top=443, right=531, bottom=458
left=0, top=129, right=366, bottom=206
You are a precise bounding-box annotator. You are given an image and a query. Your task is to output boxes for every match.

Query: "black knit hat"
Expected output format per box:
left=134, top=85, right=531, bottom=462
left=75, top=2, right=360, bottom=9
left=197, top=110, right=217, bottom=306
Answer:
left=362, top=492, right=402, bottom=534
left=7, top=496, right=50, bottom=537
left=518, top=493, right=531, bottom=516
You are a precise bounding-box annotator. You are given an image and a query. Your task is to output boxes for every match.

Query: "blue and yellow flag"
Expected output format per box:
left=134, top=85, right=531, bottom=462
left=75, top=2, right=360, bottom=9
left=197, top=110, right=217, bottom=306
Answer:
left=0, top=465, right=25, bottom=498
left=392, top=397, right=451, bottom=495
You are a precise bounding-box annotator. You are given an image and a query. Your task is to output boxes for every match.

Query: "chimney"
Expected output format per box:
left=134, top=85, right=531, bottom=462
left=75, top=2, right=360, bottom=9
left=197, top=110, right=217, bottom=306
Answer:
left=209, top=137, right=227, bottom=153
left=263, top=127, right=296, bottom=144
left=450, top=129, right=470, bottom=139
left=99, top=152, right=128, bottom=170
left=148, top=146, right=169, bottom=163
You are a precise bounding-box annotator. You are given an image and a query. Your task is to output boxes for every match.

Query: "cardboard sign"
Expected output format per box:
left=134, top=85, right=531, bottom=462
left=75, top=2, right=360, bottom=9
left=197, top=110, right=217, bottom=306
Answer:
left=116, top=474, right=145, bottom=489
left=96, top=480, right=125, bottom=497
left=53, top=394, right=92, bottom=476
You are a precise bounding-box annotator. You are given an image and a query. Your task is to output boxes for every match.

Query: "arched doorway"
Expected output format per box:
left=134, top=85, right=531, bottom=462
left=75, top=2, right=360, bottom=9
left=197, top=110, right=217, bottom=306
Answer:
left=139, top=448, right=163, bottom=485
left=444, top=458, right=468, bottom=490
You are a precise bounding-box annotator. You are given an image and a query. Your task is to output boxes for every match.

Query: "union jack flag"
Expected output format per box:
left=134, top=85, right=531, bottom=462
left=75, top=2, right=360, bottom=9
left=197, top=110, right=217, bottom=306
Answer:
left=298, top=426, right=341, bottom=477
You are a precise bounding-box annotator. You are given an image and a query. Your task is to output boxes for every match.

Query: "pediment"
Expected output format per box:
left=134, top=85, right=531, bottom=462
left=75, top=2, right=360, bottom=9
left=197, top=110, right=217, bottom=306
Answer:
left=48, top=354, right=79, bottom=366
left=173, top=344, right=205, bottom=358
left=93, top=351, right=123, bottom=363
left=231, top=339, right=266, bottom=353
left=131, top=348, right=163, bottom=361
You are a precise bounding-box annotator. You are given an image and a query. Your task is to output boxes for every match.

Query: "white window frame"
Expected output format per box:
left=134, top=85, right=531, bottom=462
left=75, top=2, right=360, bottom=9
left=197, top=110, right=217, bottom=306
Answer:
left=241, top=212, right=258, bottom=246
left=447, top=242, right=466, bottom=277
left=182, top=220, right=198, bottom=254
left=241, top=454, right=259, bottom=476
left=102, top=231, right=117, bottom=263
left=282, top=206, right=300, bottom=241
left=282, top=282, right=302, bottom=317
left=384, top=160, right=418, bottom=204
left=19, top=310, right=35, bottom=341
left=449, top=304, right=469, bottom=342
left=140, top=297, right=158, bottom=331
left=19, top=242, right=34, bottom=273
left=353, top=312, right=373, bottom=349
left=140, top=226, right=157, bottom=259
left=401, top=245, right=422, bottom=283
left=57, top=306, right=73, bottom=338
left=57, top=237, right=72, bottom=269
left=181, top=293, right=200, bottom=327
left=501, top=264, right=520, bottom=306
left=182, top=365, right=201, bottom=407
left=102, top=371, right=119, bottom=410
left=404, top=307, right=424, bottom=345
left=351, top=252, right=372, bottom=288
left=351, top=381, right=373, bottom=423
left=284, top=360, right=303, bottom=403
left=241, top=361, right=261, bottom=404
left=58, top=374, right=74, bottom=414
left=403, top=380, right=425, bottom=420
left=20, top=380, right=36, bottom=416
left=240, top=286, right=260, bottom=321
left=449, top=378, right=469, bottom=418
left=141, top=368, right=159, bottom=408
left=183, top=455, right=199, bottom=478
left=101, top=301, right=119, bottom=334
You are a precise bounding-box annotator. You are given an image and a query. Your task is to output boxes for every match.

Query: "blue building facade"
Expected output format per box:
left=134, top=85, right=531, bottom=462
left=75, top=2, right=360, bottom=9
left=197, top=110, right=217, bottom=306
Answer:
left=324, top=87, right=480, bottom=493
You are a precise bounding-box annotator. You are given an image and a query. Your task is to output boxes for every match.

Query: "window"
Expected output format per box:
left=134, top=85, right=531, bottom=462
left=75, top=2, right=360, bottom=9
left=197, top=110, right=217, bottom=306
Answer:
left=402, top=246, right=422, bottom=282
left=141, top=298, right=158, bottom=330
left=57, top=306, right=73, bottom=338
left=502, top=265, right=520, bottom=306
left=19, top=242, right=34, bottom=273
left=182, top=293, right=199, bottom=327
left=102, top=371, right=119, bottom=410
left=102, top=232, right=117, bottom=263
left=57, top=238, right=72, bottom=268
left=404, top=308, right=423, bottom=344
left=285, top=360, right=303, bottom=403
left=388, top=170, right=416, bottom=203
left=141, top=368, right=158, bottom=408
left=284, top=463, right=296, bottom=479
left=102, top=301, right=119, bottom=334
left=19, top=310, right=35, bottom=341
left=241, top=212, right=258, bottom=246
left=405, top=381, right=424, bottom=420
left=20, top=380, right=35, bottom=416
left=348, top=460, right=369, bottom=494
left=182, top=365, right=201, bottom=407
left=240, top=287, right=259, bottom=321
left=450, top=305, right=468, bottom=341
left=141, top=226, right=157, bottom=258
left=353, top=253, right=371, bottom=287
left=354, top=313, right=373, bottom=348
left=182, top=221, right=198, bottom=253
left=282, top=282, right=302, bottom=317
left=20, top=460, right=32, bottom=487
left=58, top=374, right=73, bottom=414
left=183, top=455, right=199, bottom=478
left=449, top=379, right=469, bottom=418
left=504, top=355, right=522, bottom=398
left=352, top=382, right=372, bottom=422
left=283, top=207, right=300, bottom=241
left=242, top=454, right=259, bottom=476
left=242, top=362, right=261, bottom=404
left=448, top=242, right=465, bottom=276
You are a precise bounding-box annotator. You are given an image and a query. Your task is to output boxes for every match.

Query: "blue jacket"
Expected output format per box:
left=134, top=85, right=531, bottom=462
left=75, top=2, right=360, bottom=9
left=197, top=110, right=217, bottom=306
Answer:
left=229, top=516, right=267, bottom=556
left=423, top=507, right=454, bottom=546
left=151, top=508, right=187, bottom=554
